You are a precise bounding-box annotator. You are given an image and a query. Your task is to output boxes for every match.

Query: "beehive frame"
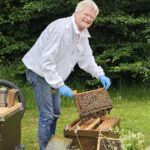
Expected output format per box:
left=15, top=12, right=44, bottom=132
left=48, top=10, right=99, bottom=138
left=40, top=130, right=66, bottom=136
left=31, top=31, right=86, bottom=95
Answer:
left=73, top=88, right=113, bottom=121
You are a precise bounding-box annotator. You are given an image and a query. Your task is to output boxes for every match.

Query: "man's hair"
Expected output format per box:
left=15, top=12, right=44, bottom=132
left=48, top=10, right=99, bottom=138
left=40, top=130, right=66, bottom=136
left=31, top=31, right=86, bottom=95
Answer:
left=75, top=0, right=99, bottom=16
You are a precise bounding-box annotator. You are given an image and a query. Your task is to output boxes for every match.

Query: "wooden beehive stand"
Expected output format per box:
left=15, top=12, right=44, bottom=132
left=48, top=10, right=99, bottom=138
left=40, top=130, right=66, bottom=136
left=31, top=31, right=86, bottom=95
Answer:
left=64, top=88, right=122, bottom=150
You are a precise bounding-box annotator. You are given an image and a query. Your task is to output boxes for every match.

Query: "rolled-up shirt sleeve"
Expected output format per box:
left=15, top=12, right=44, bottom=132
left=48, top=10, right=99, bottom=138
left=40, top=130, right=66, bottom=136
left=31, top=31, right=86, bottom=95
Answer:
left=78, top=39, right=105, bottom=79
left=41, top=31, right=64, bottom=89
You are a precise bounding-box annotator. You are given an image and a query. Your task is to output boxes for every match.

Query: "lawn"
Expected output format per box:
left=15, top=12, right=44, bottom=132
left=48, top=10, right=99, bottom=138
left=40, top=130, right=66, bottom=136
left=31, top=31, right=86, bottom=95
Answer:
left=21, top=84, right=150, bottom=149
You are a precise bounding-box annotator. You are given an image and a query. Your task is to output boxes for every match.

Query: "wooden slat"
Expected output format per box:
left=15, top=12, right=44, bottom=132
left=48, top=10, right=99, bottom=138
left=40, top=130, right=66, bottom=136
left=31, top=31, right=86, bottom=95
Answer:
left=96, top=133, right=101, bottom=150
left=97, top=118, right=119, bottom=131
left=7, top=89, right=19, bottom=108
left=70, top=118, right=100, bottom=130
left=0, top=103, right=21, bottom=119
left=65, top=119, right=80, bottom=130
left=70, top=121, right=81, bottom=131
left=83, top=118, right=100, bottom=130
left=79, top=118, right=95, bottom=129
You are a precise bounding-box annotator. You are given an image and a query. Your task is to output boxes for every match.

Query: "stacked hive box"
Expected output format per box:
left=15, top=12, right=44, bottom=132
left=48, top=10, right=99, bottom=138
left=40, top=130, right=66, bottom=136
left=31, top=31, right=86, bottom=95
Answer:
left=0, top=103, right=22, bottom=150
left=64, top=88, right=121, bottom=150
left=0, top=89, right=22, bottom=150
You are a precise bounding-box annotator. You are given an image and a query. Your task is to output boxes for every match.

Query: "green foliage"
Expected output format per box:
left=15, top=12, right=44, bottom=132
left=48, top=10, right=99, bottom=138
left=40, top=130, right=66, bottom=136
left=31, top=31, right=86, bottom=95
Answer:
left=0, top=0, right=150, bottom=86
left=92, top=12, right=150, bottom=85
left=121, top=130, right=146, bottom=150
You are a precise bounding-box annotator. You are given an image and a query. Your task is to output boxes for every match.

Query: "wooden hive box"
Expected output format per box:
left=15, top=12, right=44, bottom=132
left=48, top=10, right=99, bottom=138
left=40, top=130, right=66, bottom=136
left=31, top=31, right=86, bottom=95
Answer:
left=0, top=103, right=22, bottom=150
left=64, top=88, right=121, bottom=150
left=64, top=117, right=121, bottom=150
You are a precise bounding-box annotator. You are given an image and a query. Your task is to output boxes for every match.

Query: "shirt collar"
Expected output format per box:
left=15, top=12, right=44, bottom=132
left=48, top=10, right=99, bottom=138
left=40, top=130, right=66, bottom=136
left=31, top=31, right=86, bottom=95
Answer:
left=72, top=15, right=91, bottom=38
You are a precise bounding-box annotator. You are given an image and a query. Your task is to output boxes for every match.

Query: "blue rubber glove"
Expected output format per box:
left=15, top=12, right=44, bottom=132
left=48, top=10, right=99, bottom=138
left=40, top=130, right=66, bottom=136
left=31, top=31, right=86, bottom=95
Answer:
left=58, top=85, right=73, bottom=97
left=99, top=75, right=111, bottom=90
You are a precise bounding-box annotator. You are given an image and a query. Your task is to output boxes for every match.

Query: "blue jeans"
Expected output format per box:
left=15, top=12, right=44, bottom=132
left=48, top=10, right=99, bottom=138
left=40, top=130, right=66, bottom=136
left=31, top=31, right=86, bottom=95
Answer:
left=26, top=69, right=61, bottom=150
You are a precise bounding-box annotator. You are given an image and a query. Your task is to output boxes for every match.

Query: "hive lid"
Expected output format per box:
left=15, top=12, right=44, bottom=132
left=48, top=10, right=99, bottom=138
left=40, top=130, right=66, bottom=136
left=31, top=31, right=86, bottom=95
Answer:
left=73, top=88, right=113, bottom=122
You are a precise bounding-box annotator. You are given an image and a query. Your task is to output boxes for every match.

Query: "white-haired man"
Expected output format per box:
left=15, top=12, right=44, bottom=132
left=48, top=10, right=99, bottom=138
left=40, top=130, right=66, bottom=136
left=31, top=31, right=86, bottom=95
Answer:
left=22, top=0, right=111, bottom=149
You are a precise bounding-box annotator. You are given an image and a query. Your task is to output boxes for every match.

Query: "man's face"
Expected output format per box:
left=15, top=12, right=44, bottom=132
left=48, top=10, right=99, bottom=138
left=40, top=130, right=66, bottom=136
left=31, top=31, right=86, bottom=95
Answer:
left=75, top=6, right=97, bottom=32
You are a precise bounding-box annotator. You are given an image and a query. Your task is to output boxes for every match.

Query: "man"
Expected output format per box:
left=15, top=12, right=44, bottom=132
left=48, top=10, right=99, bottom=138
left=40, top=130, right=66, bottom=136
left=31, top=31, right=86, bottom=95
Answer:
left=22, top=0, right=111, bottom=149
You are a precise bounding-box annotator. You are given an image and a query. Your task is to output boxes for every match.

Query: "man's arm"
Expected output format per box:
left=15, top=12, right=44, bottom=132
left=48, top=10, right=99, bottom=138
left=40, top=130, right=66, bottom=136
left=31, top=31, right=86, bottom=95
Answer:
left=78, top=39, right=111, bottom=89
left=40, top=32, right=65, bottom=89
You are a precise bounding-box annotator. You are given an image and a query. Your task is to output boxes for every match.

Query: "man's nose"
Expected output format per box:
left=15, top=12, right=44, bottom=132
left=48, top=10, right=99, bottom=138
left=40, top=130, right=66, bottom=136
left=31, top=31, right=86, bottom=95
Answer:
left=87, top=16, right=93, bottom=22
left=87, top=16, right=91, bottom=20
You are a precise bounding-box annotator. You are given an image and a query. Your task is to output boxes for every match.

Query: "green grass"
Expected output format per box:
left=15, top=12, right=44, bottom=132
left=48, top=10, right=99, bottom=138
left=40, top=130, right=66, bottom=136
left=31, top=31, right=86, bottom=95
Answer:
left=20, top=84, right=150, bottom=149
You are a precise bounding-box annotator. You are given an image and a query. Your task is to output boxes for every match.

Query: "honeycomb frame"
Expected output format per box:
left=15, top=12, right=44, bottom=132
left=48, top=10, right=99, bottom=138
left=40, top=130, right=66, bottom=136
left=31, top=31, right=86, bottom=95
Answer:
left=73, top=88, right=113, bottom=121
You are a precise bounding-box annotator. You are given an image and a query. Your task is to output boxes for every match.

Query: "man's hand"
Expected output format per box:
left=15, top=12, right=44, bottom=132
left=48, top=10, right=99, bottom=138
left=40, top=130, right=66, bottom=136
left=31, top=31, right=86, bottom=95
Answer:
left=58, top=85, right=73, bottom=97
left=99, top=75, right=111, bottom=90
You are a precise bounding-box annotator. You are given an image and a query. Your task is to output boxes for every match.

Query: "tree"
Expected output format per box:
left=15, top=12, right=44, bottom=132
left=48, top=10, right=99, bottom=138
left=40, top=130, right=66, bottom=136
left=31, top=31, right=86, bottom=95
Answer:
left=0, top=0, right=149, bottom=86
